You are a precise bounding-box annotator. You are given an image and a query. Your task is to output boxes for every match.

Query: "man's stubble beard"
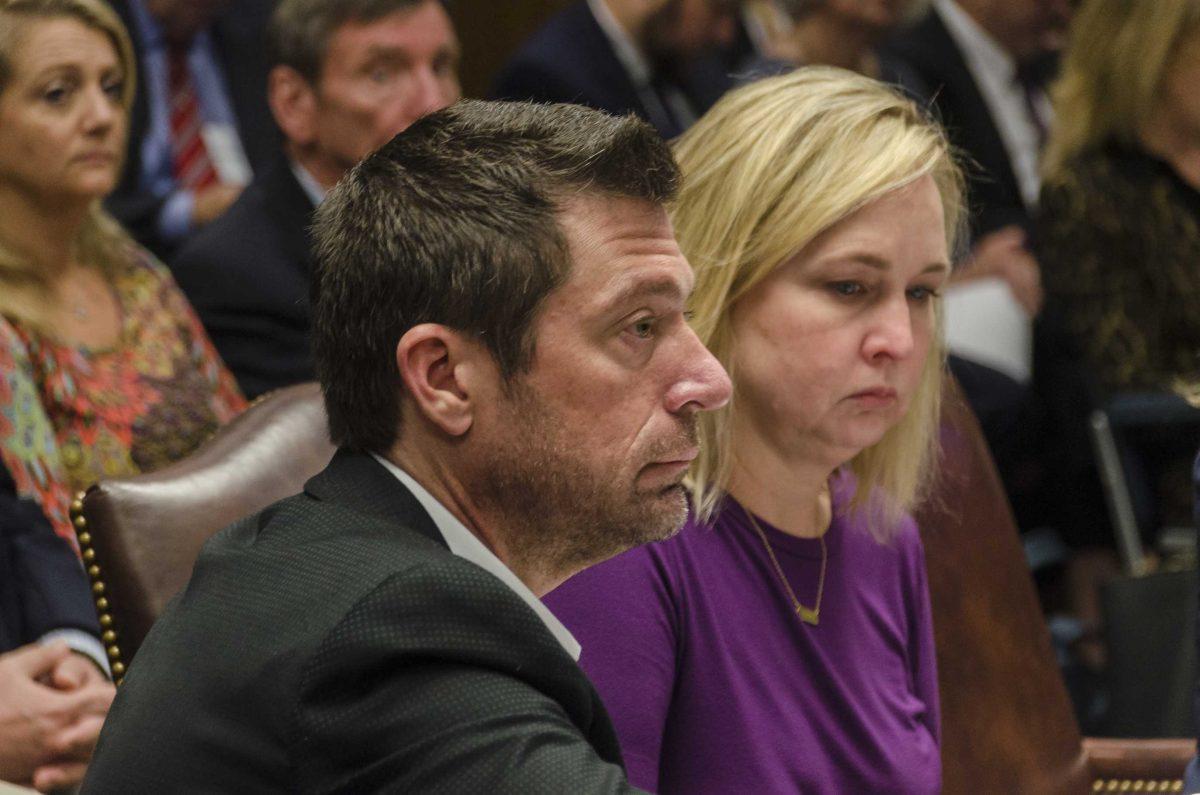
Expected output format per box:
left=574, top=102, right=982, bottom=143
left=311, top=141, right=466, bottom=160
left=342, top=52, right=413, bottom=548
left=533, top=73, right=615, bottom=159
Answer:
left=468, top=383, right=698, bottom=583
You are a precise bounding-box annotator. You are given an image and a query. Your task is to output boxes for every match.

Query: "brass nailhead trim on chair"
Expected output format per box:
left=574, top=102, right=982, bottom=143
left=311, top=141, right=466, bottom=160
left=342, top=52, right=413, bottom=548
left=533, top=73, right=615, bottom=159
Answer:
left=1095, top=781, right=1184, bottom=793
left=71, top=491, right=125, bottom=686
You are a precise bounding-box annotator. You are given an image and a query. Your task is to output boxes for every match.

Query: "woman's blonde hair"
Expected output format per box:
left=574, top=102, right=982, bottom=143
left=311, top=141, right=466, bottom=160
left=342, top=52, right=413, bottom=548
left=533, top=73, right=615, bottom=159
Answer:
left=0, top=0, right=137, bottom=330
left=1043, top=0, right=1200, bottom=181
left=674, top=67, right=965, bottom=535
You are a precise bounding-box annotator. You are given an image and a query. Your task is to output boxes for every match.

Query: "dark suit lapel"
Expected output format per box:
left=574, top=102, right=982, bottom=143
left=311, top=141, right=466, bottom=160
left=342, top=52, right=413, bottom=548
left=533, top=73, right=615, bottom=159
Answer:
left=890, top=10, right=1025, bottom=220
left=260, top=154, right=318, bottom=277
left=568, top=2, right=669, bottom=134
left=304, top=449, right=447, bottom=550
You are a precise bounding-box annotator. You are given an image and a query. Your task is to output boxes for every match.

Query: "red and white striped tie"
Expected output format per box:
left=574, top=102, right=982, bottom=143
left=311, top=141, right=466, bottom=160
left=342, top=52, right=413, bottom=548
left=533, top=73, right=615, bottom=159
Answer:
left=168, top=49, right=219, bottom=191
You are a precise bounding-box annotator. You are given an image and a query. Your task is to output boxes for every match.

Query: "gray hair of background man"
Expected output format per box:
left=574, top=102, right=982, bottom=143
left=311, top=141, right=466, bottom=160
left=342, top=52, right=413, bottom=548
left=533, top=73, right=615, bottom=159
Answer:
left=268, top=0, right=439, bottom=77
left=310, top=99, right=680, bottom=453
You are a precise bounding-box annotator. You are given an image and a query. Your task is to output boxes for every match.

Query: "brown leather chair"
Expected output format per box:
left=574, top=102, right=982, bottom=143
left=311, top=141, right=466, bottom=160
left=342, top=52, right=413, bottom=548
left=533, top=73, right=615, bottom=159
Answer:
left=70, top=382, right=335, bottom=683
left=918, top=380, right=1194, bottom=794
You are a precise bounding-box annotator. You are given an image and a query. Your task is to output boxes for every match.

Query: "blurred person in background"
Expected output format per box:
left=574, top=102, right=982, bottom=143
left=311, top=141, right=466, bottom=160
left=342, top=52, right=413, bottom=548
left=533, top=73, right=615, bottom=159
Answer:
left=491, top=0, right=743, bottom=139
left=884, top=0, right=1071, bottom=544
left=1, top=461, right=113, bottom=793
left=741, top=0, right=918, bottom=79
left=547, top=68, right=963, bottom=794
left=104, top=0, right=277, bottom=259
left=1040, top=0, right=1200, bottom=398
left=1036, top=0, right=1200, bottom=610
left=170, top=0, right=461, bottom=399
left=0, top=0, right=245, bottom=551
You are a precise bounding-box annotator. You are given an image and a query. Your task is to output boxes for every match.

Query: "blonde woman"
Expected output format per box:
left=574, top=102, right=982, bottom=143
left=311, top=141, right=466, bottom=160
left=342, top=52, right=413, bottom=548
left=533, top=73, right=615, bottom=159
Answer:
left=1039, top=0, right=1200, bottom=393
left=0, top=0, right=244, bottom=548
left=546, top=67, right=963, bottom=794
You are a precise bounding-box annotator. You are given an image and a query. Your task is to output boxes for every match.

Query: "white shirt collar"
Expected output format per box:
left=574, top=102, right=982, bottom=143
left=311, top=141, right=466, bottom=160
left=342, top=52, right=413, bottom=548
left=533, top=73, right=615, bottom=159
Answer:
left=587, top=0, right=653, bottom=87
left=288, top=158, right=328, bottom=208
left=369, top=453, right=582, bottom=661
left=935, top=0, right=1015, bottom=82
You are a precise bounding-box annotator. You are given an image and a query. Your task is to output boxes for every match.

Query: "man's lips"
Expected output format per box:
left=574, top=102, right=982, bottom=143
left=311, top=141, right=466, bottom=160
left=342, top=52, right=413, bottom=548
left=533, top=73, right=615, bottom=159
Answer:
left=641, top=448, right=700, bottom=478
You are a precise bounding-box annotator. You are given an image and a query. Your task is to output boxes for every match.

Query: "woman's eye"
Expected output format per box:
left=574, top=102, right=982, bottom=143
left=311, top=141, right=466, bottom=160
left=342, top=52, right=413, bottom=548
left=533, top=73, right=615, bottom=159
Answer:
left=103, top=79, right=124, bottom=100
left=828, top=281, right=863, bottom=297
left=907, top=285, right=940, bottom=302
left=42, top=84, right=70, bottom=104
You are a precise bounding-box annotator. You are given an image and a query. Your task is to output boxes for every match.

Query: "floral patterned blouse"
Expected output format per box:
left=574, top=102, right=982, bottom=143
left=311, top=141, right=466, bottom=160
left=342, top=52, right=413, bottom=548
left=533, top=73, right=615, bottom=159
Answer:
left=0, top=244, right=246, bottom=549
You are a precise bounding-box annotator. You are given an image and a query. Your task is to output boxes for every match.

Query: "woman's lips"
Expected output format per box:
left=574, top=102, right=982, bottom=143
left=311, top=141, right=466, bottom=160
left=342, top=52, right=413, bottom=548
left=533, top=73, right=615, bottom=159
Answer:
left=847, top=387, right=898, bottom=408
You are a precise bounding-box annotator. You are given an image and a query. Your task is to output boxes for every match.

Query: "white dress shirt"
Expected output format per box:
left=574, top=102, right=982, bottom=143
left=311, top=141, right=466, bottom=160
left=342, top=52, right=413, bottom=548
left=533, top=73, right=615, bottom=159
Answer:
left=370, top=454, right=581, bottom=661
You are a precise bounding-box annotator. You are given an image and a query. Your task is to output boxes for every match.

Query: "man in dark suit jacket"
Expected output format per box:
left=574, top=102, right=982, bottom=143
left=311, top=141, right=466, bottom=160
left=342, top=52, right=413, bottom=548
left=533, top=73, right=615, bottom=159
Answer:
left=884, top=0, right=1068, bottom=237
left=83, top=99, right=731, bottom=790
left=170, top=0, right=461, bottom=398
left=104, top=0, right=279, bottom=259
left=1, top=464, right=114, bottom=792
left=492, top=0, right=740, bottom=139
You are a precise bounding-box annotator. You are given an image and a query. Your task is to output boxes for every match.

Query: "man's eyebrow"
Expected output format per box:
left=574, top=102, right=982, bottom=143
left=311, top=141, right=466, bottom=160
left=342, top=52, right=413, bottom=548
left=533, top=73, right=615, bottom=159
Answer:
left=598, top=274, right=688, bottom=310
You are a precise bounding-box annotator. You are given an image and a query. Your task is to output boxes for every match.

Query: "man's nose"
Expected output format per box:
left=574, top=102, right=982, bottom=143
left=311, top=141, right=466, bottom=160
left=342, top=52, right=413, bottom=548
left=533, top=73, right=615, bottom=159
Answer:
left=664, top=326, right=732, bottom=415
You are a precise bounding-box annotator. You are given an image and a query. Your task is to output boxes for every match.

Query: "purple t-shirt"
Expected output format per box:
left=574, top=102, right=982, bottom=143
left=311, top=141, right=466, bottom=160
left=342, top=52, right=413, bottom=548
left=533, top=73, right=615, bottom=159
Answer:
left=545, top=477, right=940, bottom=794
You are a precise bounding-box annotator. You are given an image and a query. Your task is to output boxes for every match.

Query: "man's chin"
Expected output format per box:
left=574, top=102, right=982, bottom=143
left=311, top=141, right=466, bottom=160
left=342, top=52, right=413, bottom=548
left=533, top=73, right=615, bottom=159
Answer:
left=637, top=483, right=690, bottom=542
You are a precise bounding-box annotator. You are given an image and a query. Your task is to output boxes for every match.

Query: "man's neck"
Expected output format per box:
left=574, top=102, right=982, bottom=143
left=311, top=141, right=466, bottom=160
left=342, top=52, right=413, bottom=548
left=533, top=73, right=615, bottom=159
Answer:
left=793, top=12, right=881, bottom=75
left=285, top=142, right=343, bottom=195
left=597, top=0, right=650, bottom=50
left=386, top=440, right=574, bottom=598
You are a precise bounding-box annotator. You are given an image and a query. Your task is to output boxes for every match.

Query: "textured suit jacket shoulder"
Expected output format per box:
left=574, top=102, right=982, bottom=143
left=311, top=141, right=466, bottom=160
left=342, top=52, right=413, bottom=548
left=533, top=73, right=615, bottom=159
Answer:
left=83, top=450, right=640, bottom=794
left=170, top=153, right=316, bottom=398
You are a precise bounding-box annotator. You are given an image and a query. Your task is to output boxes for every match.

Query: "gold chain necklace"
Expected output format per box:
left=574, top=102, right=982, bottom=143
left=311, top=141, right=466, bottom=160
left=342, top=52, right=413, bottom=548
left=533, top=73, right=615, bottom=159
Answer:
left=746, top=511, right=827, bottom=626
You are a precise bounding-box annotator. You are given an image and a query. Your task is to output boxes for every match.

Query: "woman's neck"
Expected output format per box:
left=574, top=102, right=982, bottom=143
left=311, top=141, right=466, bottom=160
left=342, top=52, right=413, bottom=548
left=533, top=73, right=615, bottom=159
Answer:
left=1139, top=113, right=1200, bottom=191
left=792, top=13, right=881, bottom=76
left=0, top=190, right=88, bottom=278
left=727, top=417, right=837, bottom=539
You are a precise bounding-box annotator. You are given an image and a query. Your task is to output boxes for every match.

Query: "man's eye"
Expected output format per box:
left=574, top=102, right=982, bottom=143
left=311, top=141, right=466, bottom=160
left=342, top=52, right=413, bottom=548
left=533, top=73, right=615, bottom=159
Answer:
left=907, top=285, right=940, bottom=302
left=630, top=318, right=656, bottom=339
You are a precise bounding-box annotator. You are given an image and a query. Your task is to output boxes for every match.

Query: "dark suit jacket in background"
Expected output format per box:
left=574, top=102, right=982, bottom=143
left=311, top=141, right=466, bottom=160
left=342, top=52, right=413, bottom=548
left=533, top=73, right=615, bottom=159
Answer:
left=105, top=0, right=280, bottom=260
left=490, top=1, right=730, bottom=139
left=1, top=464, right=101, bottom=655
left=170, top=153, right=316, bottom=399
left=83, top=450, right=641, bottom=793
left=883, top=7, right=1030, bottom=237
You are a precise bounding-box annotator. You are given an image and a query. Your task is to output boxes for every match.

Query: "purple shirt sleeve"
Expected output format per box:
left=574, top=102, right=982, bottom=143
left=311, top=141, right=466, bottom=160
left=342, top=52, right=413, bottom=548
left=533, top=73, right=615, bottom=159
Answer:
left=545, top=544, right=679, bottom=791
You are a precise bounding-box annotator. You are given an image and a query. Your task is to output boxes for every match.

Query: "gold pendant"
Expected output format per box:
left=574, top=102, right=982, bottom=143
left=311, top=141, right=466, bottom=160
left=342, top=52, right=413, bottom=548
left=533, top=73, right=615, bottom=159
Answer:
left=796, top=605, right=819, bottom=626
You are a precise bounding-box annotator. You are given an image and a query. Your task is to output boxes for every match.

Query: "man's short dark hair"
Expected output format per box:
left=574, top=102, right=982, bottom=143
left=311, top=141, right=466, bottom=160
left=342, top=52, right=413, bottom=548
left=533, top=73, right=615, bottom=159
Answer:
left=268, top=0, right=430, bottom=82
left=311, top=99, right=680, bottom=452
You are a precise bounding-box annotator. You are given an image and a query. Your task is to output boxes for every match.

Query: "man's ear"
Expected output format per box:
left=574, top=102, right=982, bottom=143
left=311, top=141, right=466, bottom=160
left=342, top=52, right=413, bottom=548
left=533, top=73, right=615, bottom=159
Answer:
left=395, top=324, right=486, bottom=437
left=267, top=65, right=318, bottom=146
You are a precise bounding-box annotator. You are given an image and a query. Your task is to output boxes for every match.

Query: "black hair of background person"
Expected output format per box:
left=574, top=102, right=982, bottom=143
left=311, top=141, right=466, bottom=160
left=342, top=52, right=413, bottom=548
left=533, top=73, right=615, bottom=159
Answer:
left=0, top=463, right=102, bottom=655
left=103, top=0, right=280, bottom=261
